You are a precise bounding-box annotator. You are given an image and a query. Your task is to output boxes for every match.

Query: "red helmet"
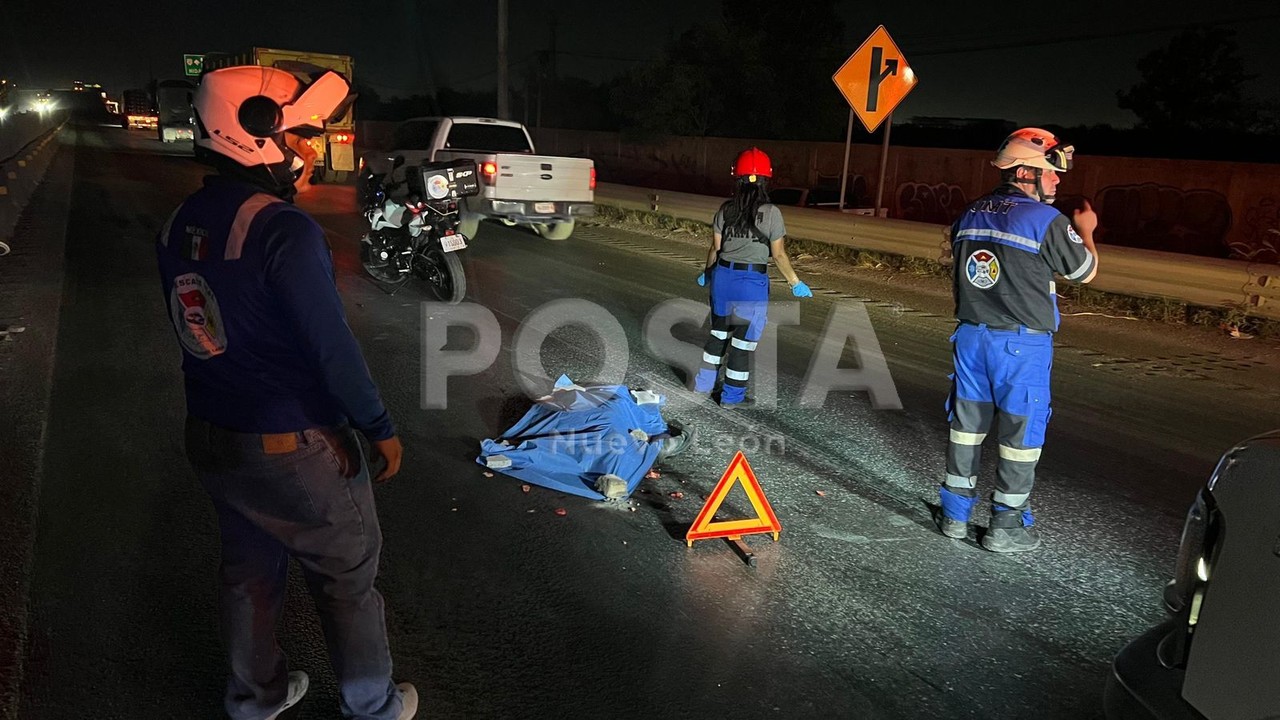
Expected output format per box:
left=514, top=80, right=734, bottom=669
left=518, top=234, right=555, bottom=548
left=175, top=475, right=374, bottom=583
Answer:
left=733, top=147, right=772, bottom=180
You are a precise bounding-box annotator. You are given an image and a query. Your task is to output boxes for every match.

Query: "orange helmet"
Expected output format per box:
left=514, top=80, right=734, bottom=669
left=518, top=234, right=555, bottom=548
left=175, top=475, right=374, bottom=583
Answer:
left=733, top=147, right=772, bottom=181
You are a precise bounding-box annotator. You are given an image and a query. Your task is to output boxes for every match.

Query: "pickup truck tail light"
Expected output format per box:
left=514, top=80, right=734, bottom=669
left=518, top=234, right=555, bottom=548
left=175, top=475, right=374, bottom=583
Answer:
left=481, top=161, right=498, bottom=185
left=590, top=166, right=596, bottom=191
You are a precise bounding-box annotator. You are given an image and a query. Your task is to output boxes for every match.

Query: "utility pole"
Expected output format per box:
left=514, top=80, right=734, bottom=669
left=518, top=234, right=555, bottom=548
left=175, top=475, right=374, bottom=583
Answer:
left=497, top=0, right=510, bottom=119
left=535, top=51, right=547, bottom=132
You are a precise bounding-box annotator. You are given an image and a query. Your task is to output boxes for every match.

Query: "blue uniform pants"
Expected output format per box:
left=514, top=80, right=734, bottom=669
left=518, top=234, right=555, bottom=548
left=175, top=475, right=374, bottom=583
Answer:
left=694, top=264, right=770, bottom=403
left=942, top=323, right=1053, bottom=525
left=185, top=417, right=406, bottom=720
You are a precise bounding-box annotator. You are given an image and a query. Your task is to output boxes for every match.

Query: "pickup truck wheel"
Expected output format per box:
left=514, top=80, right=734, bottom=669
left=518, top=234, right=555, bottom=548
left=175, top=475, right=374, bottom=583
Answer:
left=534, top=220, right=575, bottom=241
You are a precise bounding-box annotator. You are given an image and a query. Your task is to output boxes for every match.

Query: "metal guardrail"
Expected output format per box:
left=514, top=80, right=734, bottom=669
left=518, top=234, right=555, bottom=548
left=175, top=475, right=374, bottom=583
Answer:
left=1, top=121, right=66, bottom=255
left=595, top=182, right=1280, bottom=321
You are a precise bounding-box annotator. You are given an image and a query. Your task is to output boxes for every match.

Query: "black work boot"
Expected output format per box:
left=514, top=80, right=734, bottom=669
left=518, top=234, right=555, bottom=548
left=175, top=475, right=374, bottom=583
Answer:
left=655, top=420, right=695, bottom=460
left=938, top=515, right=969, bottom=539
left=937, top=487, right=978, bottom=539
left=981, top=507, right=1041, bottom=553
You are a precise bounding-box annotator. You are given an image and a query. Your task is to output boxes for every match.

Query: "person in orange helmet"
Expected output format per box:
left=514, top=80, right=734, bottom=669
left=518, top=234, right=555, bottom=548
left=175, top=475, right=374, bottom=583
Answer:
left=939, top=127, right=1099, bottom=553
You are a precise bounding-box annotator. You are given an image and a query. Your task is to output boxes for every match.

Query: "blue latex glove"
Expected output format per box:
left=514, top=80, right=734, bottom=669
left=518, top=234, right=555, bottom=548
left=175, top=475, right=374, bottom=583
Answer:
left=791, top=280, right=813, bottom=298
left=696, top=271, right=708, bottom=287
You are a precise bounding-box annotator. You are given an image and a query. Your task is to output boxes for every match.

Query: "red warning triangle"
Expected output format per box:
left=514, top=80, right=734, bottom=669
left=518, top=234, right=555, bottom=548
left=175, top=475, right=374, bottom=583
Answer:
left=686, top=451, right=782, bottom=546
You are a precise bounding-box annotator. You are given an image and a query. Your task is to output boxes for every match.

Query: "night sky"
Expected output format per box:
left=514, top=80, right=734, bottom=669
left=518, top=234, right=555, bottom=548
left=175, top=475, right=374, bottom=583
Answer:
left=3, top=0, right=1279, bottom=128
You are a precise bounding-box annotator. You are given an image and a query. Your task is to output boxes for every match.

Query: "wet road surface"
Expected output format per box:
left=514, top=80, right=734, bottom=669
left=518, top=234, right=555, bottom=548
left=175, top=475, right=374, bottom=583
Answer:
left=13, top=127, right=1280, bottom=719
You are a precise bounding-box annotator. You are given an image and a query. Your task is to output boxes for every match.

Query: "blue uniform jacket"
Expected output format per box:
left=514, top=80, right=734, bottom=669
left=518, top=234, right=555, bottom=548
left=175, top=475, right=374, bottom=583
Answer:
left=951, top=185, right=1095, bottom=332
left=156, top=176, right=394, bottom=440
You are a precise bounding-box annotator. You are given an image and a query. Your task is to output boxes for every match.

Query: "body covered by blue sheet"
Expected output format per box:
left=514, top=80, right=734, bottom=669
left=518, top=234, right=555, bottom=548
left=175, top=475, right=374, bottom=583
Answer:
left=477, top=376, right=672, bottom=500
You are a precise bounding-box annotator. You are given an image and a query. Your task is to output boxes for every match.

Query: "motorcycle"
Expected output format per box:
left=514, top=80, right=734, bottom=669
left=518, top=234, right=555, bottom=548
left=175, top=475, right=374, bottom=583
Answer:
left=358, top=155, right=480, bottom=304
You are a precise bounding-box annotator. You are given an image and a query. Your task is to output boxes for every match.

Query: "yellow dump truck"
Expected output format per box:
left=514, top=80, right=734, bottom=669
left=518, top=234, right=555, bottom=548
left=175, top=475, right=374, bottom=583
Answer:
left=201, top=47, right=356, bottom=182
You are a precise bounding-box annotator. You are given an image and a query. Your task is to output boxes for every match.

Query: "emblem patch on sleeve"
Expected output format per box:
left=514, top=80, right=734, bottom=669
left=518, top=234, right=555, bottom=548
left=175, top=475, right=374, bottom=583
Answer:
left=169, top=273, right=228, bottom=358
left=966, top=250, right=1000, bottom=289
left=1067, top=226, right=1084, bottom=244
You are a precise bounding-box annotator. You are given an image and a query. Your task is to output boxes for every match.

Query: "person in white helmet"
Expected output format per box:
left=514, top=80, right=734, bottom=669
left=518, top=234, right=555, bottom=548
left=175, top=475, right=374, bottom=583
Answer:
left=156, top=65, right=417, bottom=719
left=937, top=128, right=1099, bottom=553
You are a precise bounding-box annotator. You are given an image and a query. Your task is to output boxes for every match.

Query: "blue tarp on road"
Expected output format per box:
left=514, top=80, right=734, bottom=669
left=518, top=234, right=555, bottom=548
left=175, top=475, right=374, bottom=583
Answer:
left=477, top=376, right=670, bottom=500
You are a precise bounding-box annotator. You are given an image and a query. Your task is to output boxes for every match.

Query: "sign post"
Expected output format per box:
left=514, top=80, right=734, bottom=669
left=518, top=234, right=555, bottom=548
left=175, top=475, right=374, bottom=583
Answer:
left=831, top=26, right=918, bottom=216
left=183, top=54, right=205, bottom=78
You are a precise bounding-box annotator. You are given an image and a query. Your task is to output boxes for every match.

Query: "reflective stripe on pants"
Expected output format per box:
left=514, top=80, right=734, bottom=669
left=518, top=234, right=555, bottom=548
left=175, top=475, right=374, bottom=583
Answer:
left=944, top=323, right=1053, bottom=507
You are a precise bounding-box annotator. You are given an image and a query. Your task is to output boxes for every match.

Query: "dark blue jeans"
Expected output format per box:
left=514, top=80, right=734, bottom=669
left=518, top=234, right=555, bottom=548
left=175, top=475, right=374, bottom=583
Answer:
left=185, top=416, right=405, bottom=720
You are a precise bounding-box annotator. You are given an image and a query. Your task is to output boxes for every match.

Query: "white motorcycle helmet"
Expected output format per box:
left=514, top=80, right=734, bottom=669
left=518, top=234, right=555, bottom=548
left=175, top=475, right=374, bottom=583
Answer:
left=193, top=65, right=354, bottom=191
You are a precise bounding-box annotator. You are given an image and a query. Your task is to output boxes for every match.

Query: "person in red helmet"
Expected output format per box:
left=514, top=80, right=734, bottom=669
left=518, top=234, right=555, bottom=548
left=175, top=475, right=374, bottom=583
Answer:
left=693, top=147, right=812, bottom=406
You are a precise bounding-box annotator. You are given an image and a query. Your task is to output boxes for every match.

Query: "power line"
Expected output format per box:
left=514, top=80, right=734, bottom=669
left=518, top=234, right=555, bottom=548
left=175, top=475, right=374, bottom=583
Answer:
left=450, top=54, right=536, bottom=87
left=552, top=50, right=647, bottom=63
left=904, top=12, right=1280, bottom=57
left=358, top=79, right=431, bottom=95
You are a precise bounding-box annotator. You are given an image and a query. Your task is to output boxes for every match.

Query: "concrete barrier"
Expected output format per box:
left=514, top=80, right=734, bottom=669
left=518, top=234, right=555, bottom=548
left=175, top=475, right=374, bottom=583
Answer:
left=596, top=182, right=1280, bottom=321
left=0, top=120, right=66, bottom=256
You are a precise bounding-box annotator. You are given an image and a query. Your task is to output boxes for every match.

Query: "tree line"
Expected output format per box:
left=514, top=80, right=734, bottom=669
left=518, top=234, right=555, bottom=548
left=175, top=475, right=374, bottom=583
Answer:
left=355, top=8, right=1279, bottom=163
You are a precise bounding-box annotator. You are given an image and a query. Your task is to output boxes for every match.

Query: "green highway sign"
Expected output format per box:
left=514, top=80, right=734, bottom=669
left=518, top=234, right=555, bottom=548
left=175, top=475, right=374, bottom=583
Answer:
left=183, top=54, right=204, bottom=77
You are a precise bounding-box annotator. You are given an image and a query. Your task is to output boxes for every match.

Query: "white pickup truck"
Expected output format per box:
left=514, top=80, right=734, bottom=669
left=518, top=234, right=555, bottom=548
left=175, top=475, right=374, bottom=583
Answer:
left=360, top=116, right=595, bottom=240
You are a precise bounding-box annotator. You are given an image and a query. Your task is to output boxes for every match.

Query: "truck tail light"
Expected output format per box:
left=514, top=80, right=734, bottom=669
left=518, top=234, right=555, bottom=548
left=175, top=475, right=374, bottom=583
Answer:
left=589, top=166, right=596, bottom=191
left=481, top=161, right=498, bottom=185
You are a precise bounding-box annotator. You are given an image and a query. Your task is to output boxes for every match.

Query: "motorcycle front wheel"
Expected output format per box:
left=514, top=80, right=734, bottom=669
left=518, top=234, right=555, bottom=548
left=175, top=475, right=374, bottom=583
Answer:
left=414, top=244, right=467, bottom=304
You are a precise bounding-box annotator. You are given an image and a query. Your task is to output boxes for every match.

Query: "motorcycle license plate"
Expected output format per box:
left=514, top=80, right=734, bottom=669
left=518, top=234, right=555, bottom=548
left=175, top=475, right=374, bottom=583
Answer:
left=534, top=202, right=556, bottom=214
left=440, top=235, right=468, bottom=253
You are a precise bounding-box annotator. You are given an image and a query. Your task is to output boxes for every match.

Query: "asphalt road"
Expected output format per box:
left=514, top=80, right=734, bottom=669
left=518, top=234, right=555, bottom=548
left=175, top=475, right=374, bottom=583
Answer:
left=12, top=126, right=1280, bottom=719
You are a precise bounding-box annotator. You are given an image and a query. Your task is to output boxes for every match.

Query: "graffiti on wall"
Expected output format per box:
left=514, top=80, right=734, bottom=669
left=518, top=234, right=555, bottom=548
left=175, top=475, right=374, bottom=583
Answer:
left=1234, top=197, right=1280, bottom=263
left=896, top=182, right=969, bottom=225
left=608, top=144, right=707, bottom=192
left=1094, top=183, right=1232, bottom=258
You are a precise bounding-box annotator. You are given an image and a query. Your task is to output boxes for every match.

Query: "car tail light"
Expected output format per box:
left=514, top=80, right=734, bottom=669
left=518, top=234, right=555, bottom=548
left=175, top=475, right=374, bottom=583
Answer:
left=1166, top=491, right=1213, bottom=615
left=589, top=166, right=596, bottom=191
left=1158, top=488, right=1220, bottom=669
left=481, top=161, right=498, bottom=185
left=331, top=133, right=354, bottom=144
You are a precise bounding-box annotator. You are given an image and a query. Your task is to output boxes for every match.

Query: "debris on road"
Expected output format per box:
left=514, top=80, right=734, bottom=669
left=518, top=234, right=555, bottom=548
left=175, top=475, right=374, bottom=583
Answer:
left=645, top=469, right=661, bottom=479
left=483, top=472, right=494, bottom=478
left=595, top=473, right=629, bottom=499
left=554, top=508, right=568, bottom=516
left=1224, top=324, right=1255, bottom=340
left=669, top=491, right=685, bottom=499
left=521, top=484, right=531, bottom=493
left=815, top=490, right=826, bottom=497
